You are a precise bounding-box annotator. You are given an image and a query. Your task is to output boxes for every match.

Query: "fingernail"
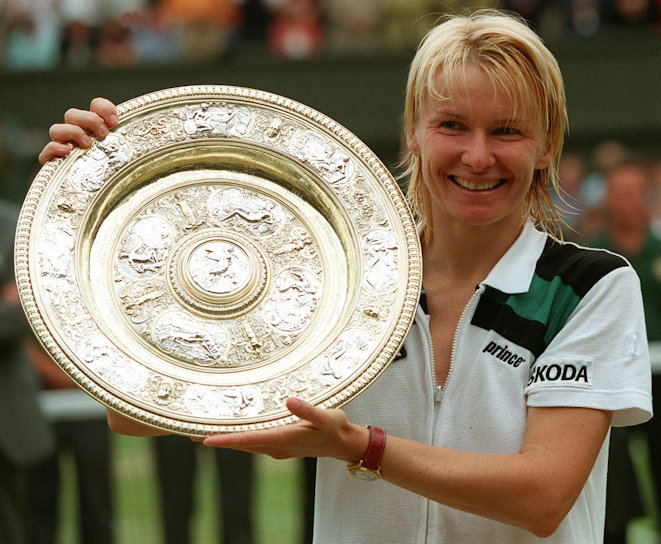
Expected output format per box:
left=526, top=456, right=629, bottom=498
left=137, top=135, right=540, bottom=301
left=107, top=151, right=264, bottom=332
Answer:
left=110, top=114, right=119, bottom=126
left=83, top=135, right=93, bottom=146
left=99, top=125, right=108, bottom=138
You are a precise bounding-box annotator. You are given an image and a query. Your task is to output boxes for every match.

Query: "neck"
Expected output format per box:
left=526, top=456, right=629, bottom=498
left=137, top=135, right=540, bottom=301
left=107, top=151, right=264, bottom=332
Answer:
left=422, top=218, right=526, bottom=285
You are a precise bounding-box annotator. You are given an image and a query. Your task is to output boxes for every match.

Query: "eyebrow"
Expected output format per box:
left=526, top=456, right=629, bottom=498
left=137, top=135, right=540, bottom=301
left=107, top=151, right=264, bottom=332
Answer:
left=433, top=108, right=533, bottom=127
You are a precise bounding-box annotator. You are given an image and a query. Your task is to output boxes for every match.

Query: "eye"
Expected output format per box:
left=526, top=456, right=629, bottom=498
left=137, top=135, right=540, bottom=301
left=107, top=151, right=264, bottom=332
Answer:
left=495, top=126, right=520, bottom=136
left=439, top=121, right=463, bottom=131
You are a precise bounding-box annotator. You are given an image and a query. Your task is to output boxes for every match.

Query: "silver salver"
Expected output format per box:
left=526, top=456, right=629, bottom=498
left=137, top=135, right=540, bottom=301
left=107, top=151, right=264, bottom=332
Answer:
left=15, top=86, right=421, bottom=437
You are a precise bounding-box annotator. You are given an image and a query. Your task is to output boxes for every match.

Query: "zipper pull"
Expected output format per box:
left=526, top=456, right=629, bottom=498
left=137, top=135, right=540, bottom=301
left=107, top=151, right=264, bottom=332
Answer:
left=434, top=385, right=444, bottom=403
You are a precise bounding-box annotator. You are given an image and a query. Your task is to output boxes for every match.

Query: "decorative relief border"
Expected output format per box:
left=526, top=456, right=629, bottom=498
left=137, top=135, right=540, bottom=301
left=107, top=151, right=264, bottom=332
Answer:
left=15, top=85, right=422, bottom=436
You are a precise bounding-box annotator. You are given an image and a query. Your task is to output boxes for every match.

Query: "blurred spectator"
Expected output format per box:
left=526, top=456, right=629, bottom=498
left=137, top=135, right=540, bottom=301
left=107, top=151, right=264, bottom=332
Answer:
left=301, top=457, right=316, bottom=543
left=582, top=161, right=661, bottom=544
left=0, top=199, right=56, bottom=544
left=236, top=0, right=272, bottom=45
left=160, top=0, right=243, bottom=61
left=501, top=0, right=568, bottom=41
left=649, top=154, right=661, bottom=237
left=60, top=20, right=96, bottom=69
left=3, top=1, right=61, bottom=70
left=26, top=344, right=115, bottom=544
left=603, top=0, right=658, bottom=26
left=321, top=0, right=383, bottom=53
left=566, top=0, right=603, bottom=36
left=154, top=436, right=255, bottom=544
left=125, top=4, right=182, bottom=65
left=380, top=0, right=441, bottom=52
left=95, top=17, right=139, bottom=67
left=267, top=0, right=323, bottom=59
left=504, top=0, right=546, bottom=21
left=59, top=0, right=109, bottom=28
left=579, top=140, right=630, bottom=233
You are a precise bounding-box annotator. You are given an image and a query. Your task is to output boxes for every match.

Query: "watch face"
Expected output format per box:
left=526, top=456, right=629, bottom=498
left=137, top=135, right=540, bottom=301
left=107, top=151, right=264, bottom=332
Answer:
left=350, top=467, right=380, bottom=481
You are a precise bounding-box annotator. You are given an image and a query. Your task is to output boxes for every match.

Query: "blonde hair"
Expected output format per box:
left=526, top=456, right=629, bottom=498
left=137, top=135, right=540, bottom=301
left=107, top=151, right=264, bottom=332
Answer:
left=402, top=10, right=567, bottom=238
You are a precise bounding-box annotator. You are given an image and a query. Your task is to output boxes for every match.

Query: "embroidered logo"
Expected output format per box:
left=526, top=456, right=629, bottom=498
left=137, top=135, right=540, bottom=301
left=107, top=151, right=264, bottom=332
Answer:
left=482, top=341, right=526, bottom=368
left=527, top=360, right=592, bottom=388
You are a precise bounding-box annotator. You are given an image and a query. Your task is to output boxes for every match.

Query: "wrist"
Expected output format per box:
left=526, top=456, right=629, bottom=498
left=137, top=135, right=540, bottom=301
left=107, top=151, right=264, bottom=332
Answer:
left=339, top=422, right=371, bottom=464
left=347, top=425, right=386, bottom=481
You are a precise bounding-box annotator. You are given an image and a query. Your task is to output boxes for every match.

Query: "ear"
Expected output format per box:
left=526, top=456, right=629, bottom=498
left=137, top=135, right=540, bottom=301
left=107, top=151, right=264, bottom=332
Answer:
left=535, top=140, right=552, bottom=170
left=407, top=126, right=421, bottom=157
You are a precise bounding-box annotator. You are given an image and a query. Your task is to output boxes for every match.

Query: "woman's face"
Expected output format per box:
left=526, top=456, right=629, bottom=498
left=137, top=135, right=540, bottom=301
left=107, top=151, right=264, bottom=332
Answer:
left=409, top=65, right=550, bottom=234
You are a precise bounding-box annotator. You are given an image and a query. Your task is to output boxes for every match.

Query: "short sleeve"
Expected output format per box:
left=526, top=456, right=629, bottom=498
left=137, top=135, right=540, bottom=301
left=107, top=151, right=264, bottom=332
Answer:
left=525, top=265, right=653, bottom=427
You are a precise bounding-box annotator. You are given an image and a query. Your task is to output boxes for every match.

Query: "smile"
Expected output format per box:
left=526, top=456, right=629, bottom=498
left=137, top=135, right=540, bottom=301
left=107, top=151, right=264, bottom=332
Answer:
left=451, top=176, right=504, bottom=191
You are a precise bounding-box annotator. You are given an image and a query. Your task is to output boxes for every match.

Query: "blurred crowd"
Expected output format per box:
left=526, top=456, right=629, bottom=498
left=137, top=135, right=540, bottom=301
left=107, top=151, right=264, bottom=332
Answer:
left=1, top=0, right=660, bottom=71
left=554, top=142, right=661, bottom=242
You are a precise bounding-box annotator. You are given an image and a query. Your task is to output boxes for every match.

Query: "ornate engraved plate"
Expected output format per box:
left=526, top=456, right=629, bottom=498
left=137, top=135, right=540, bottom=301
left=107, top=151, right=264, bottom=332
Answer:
left=15, top=86, right=421, bottom=436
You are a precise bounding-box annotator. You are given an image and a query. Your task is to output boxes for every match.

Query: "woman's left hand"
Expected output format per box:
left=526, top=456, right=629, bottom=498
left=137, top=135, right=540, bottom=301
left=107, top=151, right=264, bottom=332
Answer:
left=203, top=397, right=369, bottom=464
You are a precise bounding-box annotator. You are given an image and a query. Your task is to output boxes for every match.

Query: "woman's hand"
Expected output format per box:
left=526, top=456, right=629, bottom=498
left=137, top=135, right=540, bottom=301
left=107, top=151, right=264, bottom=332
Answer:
left=203, top=397, right=370, bottom=464
left=38, top=97, right=119, bottom=164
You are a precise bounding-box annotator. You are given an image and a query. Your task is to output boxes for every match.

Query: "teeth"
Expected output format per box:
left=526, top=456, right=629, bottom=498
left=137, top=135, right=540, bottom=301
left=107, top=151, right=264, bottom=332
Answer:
left=452, top=176, right=501, bottom=191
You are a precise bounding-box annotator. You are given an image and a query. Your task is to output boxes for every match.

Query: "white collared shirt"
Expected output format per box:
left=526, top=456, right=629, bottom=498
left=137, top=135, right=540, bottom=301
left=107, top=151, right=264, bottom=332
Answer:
left=313, top=222, right=652, bottom=544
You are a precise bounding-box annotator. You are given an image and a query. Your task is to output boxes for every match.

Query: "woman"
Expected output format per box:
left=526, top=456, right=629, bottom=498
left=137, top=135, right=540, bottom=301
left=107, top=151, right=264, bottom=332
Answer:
left=40, top=11, right=652, bottom=543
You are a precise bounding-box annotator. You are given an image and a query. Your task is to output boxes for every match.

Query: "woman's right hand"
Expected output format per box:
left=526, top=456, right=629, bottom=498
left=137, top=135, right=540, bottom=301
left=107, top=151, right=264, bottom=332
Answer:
left=38, top=97, right=120, bottom=165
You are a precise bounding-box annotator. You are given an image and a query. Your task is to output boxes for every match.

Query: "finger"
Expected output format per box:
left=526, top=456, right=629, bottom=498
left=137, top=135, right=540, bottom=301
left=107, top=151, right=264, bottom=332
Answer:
left=38, top=141, right=73, bottom=165
left=203, top=427, right=290, bottom=450
left=49, top=123, right=94, bottom=149
left=286, top=397, right=346, bottom=430
left=90, top=97, right=119, bottom=128
left=63, top=108, right=110, bottom=140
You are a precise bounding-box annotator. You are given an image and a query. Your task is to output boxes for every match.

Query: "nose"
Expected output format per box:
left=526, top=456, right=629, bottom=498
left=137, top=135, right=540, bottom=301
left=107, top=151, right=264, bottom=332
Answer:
left=461, top=131, right=495, bottom=172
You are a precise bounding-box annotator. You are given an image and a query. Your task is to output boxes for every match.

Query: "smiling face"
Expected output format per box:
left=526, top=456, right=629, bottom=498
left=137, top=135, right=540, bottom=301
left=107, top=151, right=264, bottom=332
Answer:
left=403, top=13, right=567, bottom=240
left=409, top=65, right=551, bottom=236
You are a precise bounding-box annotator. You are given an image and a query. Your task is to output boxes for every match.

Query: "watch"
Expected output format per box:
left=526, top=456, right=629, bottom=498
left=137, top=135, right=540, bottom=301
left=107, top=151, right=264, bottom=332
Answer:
left=347, top=425, right=386, bottom=481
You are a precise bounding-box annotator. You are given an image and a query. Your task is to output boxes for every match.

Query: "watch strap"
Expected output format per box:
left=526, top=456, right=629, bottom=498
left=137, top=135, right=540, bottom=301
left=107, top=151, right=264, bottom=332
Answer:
left=361, top=425, right=386, bottom=471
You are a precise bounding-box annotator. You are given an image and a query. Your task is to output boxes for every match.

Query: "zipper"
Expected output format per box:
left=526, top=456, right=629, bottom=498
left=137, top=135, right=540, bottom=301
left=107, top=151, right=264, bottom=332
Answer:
left=434, top=284, right=485, bottom=403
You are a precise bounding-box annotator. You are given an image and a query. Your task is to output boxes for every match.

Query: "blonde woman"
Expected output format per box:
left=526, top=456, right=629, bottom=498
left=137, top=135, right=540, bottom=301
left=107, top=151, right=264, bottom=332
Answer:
left=41, top=11, right=652, bottom=543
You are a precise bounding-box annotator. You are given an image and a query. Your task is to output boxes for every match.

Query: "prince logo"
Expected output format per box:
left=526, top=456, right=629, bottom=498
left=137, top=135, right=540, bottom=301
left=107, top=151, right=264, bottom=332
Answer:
left=482, top=341, right=526, bottom=368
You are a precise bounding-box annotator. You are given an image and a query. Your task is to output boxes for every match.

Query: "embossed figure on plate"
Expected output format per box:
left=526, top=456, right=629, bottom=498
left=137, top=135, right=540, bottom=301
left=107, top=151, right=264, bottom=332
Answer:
left=68, top=134, right=132, bottom=193
left=173, top=191, right=206, bottom=231
left=290, top=130, right=355, bottom=184
left=127, top=112, right=185, bottom=154
left=144, top=376, right=185, bottom=409
left=188, top=240, right=252, bottom=296
left=39, top=223, right=75, bottom=281
left=317, top=329, right=374, bottom=384
left=182, top=103, right=253, bottom=138
left=363, top=230, right=399, bottom=293
left=118, top=282, right=167, bottom=325
left=273, top=226, right=317, bottom=260
left=263, top=267, right=320, bottom=333
left=208, top=187, right=284, bottom=235
left=185, top=384, right=263, bottom=418
left=118, top=215, right=176, bottom=275
left=153, top=311, right=229, bottom=366
left=77, top=335, right=148, bottom=390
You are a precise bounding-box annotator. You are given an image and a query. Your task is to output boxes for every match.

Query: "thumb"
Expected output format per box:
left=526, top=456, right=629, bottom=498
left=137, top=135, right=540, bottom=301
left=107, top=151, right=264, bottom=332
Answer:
left=286, top=397, right=317, bottom=420
left=286, top=397, right=343, bottom=429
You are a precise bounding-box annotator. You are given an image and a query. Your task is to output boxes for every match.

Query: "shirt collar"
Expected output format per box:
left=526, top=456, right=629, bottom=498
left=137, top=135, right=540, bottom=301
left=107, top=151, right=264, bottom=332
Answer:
left=481, top=221, right=548, bottom=294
